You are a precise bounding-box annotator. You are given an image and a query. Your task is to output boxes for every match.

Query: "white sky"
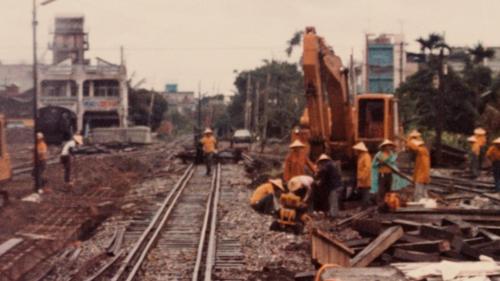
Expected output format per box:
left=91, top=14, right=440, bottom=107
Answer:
left=1, top=0, right=499, bottom=95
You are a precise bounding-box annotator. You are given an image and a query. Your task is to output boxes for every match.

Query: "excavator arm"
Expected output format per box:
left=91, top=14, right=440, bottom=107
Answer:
left=302, top=27, right=355, bottom=161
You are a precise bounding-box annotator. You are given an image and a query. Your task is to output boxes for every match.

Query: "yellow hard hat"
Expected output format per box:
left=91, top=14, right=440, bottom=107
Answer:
left=353, top=142, right=368, bottom=152
left=474, top=127, right=486, bottom=135
left=379, top=139, right=395, bottom=148
left=467, top=135, right=477, bottom=143
left=289, top=140, right=305, bottom=148
left=316, top=153, right=331, bottom=163
left=493, top=137, right=500, bottom=144
left=269, top=178, right=284, bottom=191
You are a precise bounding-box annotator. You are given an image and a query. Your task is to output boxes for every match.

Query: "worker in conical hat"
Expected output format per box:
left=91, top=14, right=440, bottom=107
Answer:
left=407, top=139, right=431, bottom=201
left=60, top=134, right=84, bottom=188
left=250, top=178, right=285, bottom=214
left=283, top=139, right=315, bottom=181
left=313, top=153, right=341, bottom=216
left=353, top=142, right=372, bottom=207
left=486, top=137, right=500, bottom=192
left=34, top=132, right=48, bottom=193
left=200, top=128, right=217, bottom=176
left=371, top=139, right=404, bottom=205
left=470, top=128, right=487, bottom=178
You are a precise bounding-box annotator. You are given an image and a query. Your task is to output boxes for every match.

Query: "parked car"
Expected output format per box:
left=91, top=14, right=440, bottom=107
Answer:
left=232, top=129, right=253, bottom=144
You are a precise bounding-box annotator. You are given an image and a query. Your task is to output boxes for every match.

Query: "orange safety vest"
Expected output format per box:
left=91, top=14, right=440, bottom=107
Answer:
left=200, top=136, right=217, bottom=153
left=357, top=152, right=372, bottom=188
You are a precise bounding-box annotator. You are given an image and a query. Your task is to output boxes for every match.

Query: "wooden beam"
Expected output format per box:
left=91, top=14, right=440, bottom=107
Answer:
left=393, top=248, right=441, bottom=262
left=350, top=226, right=404, bottom=267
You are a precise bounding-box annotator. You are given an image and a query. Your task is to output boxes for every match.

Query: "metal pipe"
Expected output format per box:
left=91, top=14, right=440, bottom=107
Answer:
left=203, top=163, right=221, bottom=281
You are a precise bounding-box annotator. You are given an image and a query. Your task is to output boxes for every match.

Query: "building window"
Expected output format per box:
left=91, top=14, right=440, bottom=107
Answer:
left=83, top=81, right=90, bottom=97
left=41, top=80, right=77, bottom=97
left=94, top=80, right=119, bottom=97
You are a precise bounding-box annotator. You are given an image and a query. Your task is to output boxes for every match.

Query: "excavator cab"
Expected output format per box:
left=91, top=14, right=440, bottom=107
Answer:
left=355, top=94, right=399, bottom=152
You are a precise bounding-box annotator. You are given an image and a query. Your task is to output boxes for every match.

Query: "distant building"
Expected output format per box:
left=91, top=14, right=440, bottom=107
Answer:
left=0, top=64, right=34, bottom=94
left=448, top=46, right=500, bottom=76
left=38, top=15, right=128, bottom=136
left=162, top=84, right=195, bottom=115
left=49, top=15, right=89, bottom=65
left=362, top=34, right=406, bottom=93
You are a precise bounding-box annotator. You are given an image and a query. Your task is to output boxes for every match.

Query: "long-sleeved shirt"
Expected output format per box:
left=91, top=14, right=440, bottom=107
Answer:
left=283, top=149, right=315, bottom=181
left=250, top=182, right=275, bottom=205
left=357, top=152, right=372, bottom=188
left=407, top=141, right=431, bottom=184
left=315, top=160, right=341, bottom=192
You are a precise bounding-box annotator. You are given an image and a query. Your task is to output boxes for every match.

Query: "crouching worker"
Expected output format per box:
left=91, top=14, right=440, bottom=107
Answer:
left=250, top=178, right=284, bottom=214
left=287, top=175, right=314, bottom=209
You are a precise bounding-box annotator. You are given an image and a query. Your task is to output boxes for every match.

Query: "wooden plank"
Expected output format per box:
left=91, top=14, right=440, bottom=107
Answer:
left=335, top=207, right=376, bottom=227
left=420, top=225, right=455, bottom=241
left=350, top=226, right=404, bottom=267
left=393, top=248, right=441, bottom=262
left=390, top=219, right=424, bottom=232
left=0, top=238, right=23, bottom=257
left=344, top=238, right=372, bottom=248
left=393, top=240, right=450, bottom=253
left=352, top=219, right=384, bottom=236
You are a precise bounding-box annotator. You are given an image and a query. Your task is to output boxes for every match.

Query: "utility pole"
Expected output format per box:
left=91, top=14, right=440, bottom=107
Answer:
left=32, top=0, right=40, bottom=192
left=244, top=73, right=252, bottom=130
left=260, top=73, right=271, bottom=153
left=435, top=48, right=446, bottom=165
left=253, top=81, right=260, bottom=136
left=195, top=82, right=203, bottom=164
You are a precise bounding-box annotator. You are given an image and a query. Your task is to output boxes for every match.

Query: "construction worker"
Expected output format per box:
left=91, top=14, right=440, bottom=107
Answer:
left=34, top=132, right=48, bottom=193
left=291, top=127, right=311, bottom=156
left=283, top=140, right=315, bottom=182
left=60, top=134, right=83, bottom=187
left=371, top=139, right=397, bottom=205
left=287, top=175, right=314, bottom=207
left=353, top=142, right=372, bottom=207
left=470, top=128, right=487, bottom=178
left=407, top=139, right=431, bottom=201
left=250, top=179, right=284, bottom=214
left=200, top=128, right=217, bottom=176
left=486, top=138, right=500, bottom=192
left=313, top=154, right=341, bottom=216
left=407, top=129, right=422, bottom=143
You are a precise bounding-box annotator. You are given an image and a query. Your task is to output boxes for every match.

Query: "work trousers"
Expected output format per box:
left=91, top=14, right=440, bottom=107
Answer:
left=493, top=161, right=500, bottom=192
left=313, top=185, right=332, bottom=213
left=33, top=160, right=47, bottom=191
left=358, top=187, right=371, bottom=208
left=414, top=183, right=428, bottom=201
left=205, top=152, right=214, bottom=176
left=251, top=194, right=274, bottom=214
left=470, top=154, right=479, bottom=178
left=60, top=155, right=72, bottom=183
left=378, top=173, right=392, bottom=204
left=328, top=189, right=339, bottom=218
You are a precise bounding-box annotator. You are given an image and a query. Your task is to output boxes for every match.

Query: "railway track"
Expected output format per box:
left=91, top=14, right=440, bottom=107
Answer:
left=81, top=163, right=235, bottom=281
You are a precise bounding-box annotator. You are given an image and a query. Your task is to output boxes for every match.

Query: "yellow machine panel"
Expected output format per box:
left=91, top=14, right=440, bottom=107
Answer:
left=0, top=115, right=12, bottom=183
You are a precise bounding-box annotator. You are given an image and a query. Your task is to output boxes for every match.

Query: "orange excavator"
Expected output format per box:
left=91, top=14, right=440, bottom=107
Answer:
left=0, top=114, right=12, bottom=206
left=300, top=27, right=400, bottom=165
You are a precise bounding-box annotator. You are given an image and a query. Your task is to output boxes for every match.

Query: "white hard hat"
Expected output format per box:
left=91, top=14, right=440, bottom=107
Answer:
left=379, top=139, right=395, bottom=148
left=203, top=128, right=213, bottom=134
left=36, top=132, right=44, bottom=139
left=289, top=140, right=305, bottom=148
left=269, top=178, right=284, bottom=191
left=474, top=127, right=486, bottom=135
left=316, top=153, right=331, bottom=163
left=353, top=142, right=368, bottom=152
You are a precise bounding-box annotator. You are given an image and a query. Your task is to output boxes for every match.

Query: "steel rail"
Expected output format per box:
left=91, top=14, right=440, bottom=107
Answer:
left=110, top=164, right=194, bottom=281
left=203, top=163, right=221, bottom=281
left=192, top=164, right=219, bottom=281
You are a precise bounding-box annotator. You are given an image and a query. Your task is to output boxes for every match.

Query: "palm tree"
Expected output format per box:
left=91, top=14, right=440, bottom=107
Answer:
left=468, top=43, right=496, bottom=65
left=416, top=33, right=448, bottom=61
left=286, top=31, right=304, bottom=57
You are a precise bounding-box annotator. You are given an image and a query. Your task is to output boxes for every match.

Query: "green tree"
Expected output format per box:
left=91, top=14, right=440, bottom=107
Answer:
left=468, top=43, right=495, bottom=65
left=128, top=88, right=168, bottom=131
left=227, top=60, right=305, bottom=138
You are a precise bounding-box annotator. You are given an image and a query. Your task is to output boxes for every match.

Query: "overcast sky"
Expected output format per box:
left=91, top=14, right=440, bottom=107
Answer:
left=1, top=0, right=499, bottom=95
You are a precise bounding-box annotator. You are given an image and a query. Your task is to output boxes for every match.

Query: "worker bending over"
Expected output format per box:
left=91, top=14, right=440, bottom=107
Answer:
left=250, top=179, right=284, bottom=214
left=313, top=154, right=341, bottom=216
left=287, top=175, right=314, bottom=208
left=200, top=128, right=217, bottom=176
left=371, top=140, right=397, bottom=205
left=60, top=134, right=83, bottom=188
left=470, top=128, right=487, bottom=178
left=486, top=138, right=500, bottom=192
left=283, top=140, right=315, bottom=181
left=353, top=142, right=372, bottom=207
left=34, top=132, right=48, bottom=193
left=407, top=139, right=431, bottom=201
